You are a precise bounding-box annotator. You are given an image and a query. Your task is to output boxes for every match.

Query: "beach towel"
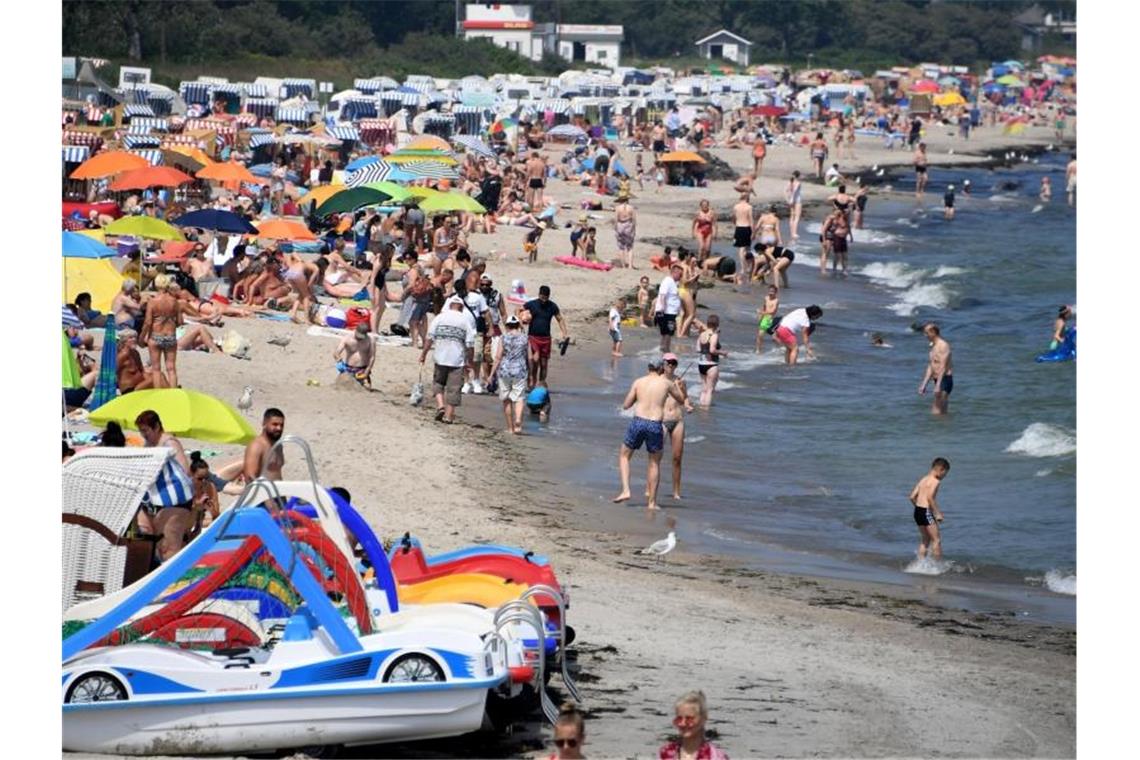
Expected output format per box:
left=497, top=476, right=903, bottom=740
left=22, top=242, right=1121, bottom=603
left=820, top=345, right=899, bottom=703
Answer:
left=304, top=325, right=411, bottom=346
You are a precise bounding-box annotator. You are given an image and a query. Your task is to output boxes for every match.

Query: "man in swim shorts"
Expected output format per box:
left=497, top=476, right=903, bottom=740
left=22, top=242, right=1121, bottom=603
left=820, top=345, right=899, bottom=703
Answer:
left=918, top=322, right=953, bottom=415
left=613, top=358, right=687, bottom=510
left=522, top=285, right=569, bottom=388
left=334, top=323, right=375, bottom=388
left=909, top=457, right=950, bottom=560
left=732, top=193, right=754, bottom=286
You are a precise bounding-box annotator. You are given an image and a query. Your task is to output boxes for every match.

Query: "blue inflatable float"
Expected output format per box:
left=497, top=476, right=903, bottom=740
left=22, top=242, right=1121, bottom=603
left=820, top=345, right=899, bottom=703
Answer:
left=1035, top=328, right=1076, bottom=362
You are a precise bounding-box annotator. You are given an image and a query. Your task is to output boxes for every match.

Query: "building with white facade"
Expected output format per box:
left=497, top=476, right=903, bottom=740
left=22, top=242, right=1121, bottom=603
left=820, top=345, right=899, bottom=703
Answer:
left=463, top=4, right=622, bottom=67
left=694, top=29, right=753, bottom=68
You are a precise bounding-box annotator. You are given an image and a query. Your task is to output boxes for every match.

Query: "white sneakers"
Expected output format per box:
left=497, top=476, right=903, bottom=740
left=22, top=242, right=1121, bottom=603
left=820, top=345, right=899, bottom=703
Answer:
left=462, top=380, right=486, bottom=395
left=461, top=381, right=473, bottom=394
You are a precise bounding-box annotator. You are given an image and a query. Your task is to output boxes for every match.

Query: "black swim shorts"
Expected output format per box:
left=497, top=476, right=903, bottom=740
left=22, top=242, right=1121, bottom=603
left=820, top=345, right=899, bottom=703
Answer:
left=733, top=225, right=752, bottom=249
left=913, top=507, right=936, bottom=526
left=655, top=312, right=677, bottom=336
left=937, top=375, right=954, bottom=395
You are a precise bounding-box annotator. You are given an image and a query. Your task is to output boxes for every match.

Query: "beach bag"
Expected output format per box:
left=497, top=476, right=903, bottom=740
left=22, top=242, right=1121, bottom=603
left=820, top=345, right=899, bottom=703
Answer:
left=409, top=367, right=424, bottom=406
left=325, top=307, right=347, bottom=329
left=345, top=307, right=371, bottom=331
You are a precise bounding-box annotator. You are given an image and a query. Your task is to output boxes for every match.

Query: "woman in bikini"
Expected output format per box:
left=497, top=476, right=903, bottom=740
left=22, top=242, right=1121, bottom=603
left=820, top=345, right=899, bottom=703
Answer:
left=833, top=117, right=846, bottom=160
left=140, top=274, right=182, bottom=389
left=829, top=184, right=854, bottom=223
left=753, top=204, right=782, bottom=280
left=691, top=199, right=716, bottom=263
left=809, top=132, right=829, bottom=180
left=280, top=252, right=317, bottom=323
left=677, top=250, right=702, bottom=338
left=785, top=170, right=804, bottom=240
left=368, top=245, right=400, bottom=334
left=322, top=255, right=369, bottom=299
left=694, top=314, right=727, bottom=408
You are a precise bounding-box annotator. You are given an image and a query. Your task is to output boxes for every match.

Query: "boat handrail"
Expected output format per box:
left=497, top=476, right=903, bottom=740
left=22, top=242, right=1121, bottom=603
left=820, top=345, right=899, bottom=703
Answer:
left=518, top=584, right=579, bottom=702
left=495, top=605, right=557, bottom=724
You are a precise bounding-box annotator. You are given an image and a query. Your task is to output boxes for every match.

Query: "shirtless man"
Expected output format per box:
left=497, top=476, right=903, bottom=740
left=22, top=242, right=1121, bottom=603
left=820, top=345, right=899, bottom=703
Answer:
left=660, top=353, right=694, bottom=501
left=918, top=323, right=953, bottom=415
left=909, top=457, right=950, bottom=560
left=524, top=153, right=546, bottom=209
left=820, top=208, right=852, bottom=275
left=650, top=121, right=667, bottom=156
left=612, top=358, right=687, bottom=511
left=731, top=193, right=755, bottom=286
left=1065, top=153, right=1076, bottom=206
left=242, top=408, right=286, bottom=483
left=913, top=142, right=929, bottom=197
left=333, top=324, right=376, bottom=388
left=183, top=245, right=214, bottom=281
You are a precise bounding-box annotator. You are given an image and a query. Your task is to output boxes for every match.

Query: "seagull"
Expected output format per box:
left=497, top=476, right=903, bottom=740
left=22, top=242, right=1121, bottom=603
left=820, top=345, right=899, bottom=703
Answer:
left=871, top=164, right=879, bottom=172
left=236, top=386, right=254, bottom=415
left=1046, top=143, right=1055, bottom=151
left=267, top=334, right=291, bottom=349
left=876, top=169, right=885, bottom=177
left=947, top=148, right=954, bottom=154
left=640, top=520, right=677, bottom=559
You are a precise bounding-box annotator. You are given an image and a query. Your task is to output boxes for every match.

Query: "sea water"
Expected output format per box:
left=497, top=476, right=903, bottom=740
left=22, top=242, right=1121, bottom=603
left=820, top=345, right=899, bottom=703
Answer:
left=549, top=152, right=1076, bottom=623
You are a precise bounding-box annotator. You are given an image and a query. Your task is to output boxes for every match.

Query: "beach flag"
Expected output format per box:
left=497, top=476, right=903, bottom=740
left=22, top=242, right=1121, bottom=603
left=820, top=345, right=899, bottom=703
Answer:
left=87, top=322, right=119, bottom=410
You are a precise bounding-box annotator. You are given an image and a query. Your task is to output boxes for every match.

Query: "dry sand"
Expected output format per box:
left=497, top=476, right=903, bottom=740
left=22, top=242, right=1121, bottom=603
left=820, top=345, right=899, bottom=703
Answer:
left=71, top=121, right=1074, bottom=758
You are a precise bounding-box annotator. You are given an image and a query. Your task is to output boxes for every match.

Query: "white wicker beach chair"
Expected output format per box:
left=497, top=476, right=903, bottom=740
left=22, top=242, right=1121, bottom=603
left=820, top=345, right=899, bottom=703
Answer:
left=62, top=448, right=173, bottom=613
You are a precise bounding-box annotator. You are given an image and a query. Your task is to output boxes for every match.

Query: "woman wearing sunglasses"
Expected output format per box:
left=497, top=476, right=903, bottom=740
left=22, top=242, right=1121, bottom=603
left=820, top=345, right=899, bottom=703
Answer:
left=548, top=702, right=586, bottom=759
left=658, top=690, right=729, bottom=760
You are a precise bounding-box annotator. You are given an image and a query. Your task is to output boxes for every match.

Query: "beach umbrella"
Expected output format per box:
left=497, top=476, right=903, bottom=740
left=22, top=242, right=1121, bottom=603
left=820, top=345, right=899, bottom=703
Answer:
left=751, top=104, right=787, bottom=118
left=104, top=216, right=186, bottom=241
left=171, top=209, right=258, bottom=235
left=405, top=135, right=451, bottom=152
left=659, top=151, right=706, bottom=164
left=417, top=192, right=486, bottom=215
left=163, top=147, right=213, bottom=172
left=62, top=331, right=83, bottom=389
left=109, top=166, right=194, bottom=191
left=580, top=156, right=629, bottom=176
left=64, top=258, right=122, bottom=311
left=70, top=150, right=149, bottom=180
left=360, top=181, right=418, bottom=203
left=490, top=117, right=517, bottom=134
left=451, top=135, right=497, bottom=158
left=545, top=124, right=587, bottom=140
left=391, top=160, right=461, bottom=180
left=933, top=92, right=967, bottom=107
left=299, top=183, right=348, bottom=207
left=76, top=228, right=106, bottom=243
left=937, top=75, right=960, bottom=86
left=345, top=155, right=381, bottom=172
left=314, top=186, right=396, bottom=216
left=386, top=149, right=459, bottom=165
left=87, top=322, right=119, bottom=411
left=910, top=80, right=940, bottom=94
left=196, top=161, right=264, bottom=185
left=62, top=230, right=117, bottom=259
left=256, top=218, right=317, bottom=241
left=249, top=163, right=301, bottom=184
left=996, top=74, right=1024, bottom=87
left=88, top=388, right=256, bottom=444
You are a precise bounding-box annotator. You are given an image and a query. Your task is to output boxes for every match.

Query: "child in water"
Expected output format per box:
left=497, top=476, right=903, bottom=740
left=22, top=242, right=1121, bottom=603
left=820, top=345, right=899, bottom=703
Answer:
left=755, top=285, right=780, bottom=352
left=909, top=457, right=950, bottom=560
left=1039, top=176, right=1052, bottom=202
left=609, top=298, right=625, bottom=357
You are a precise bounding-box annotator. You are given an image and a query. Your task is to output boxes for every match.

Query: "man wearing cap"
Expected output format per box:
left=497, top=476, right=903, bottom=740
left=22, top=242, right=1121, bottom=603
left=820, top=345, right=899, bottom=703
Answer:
left=478, top=274, right=507, bottom=391
left=522, top=285, right=569, bottom=389
left=334, top=323, right=375, bottom=389
left=613, top=357, right=687, bottom=511
left=655, top=263, right=683, bottom=353
left=420, top=296, right=476, bottom=423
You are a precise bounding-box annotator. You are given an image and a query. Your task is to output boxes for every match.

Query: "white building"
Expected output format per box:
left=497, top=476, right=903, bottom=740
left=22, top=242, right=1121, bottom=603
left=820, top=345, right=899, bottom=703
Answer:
left=463, top=5, right=622, bottom=67
left=694, top=29, right=753, bottom=68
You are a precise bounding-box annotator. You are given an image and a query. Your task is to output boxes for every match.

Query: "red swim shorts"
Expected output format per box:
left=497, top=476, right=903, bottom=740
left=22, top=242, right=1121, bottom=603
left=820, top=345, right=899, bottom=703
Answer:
left=528, top=335, right=552, bottom=360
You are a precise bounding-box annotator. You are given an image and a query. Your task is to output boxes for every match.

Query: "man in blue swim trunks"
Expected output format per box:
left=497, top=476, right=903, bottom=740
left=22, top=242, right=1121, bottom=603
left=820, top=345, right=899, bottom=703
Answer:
left=613, top=358, right=687, bottom=511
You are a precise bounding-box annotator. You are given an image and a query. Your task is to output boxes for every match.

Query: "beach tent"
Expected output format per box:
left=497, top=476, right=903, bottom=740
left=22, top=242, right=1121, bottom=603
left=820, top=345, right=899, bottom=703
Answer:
left=64, top=257, right=121, bottom=312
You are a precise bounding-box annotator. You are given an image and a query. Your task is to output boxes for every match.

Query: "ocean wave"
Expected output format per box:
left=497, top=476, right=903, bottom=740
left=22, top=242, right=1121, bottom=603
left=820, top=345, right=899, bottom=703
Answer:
left=860, top=261, right=925, bottom=289
left=931, top=265, right=966, bottom=278
left=683, top=435, right=706, bottom=444
left=888, top=282, right=953, bottom=316
left=895, top=217, right=920, bottom=228
left=1005, top=423, right=1076, bottom=458
left=725, top=351, right=784, bottom=371
left=702, top=527, right=756, bottom=545
left=1044, top=570, right=1076, bottom=595
left=903, top=556, right=960, bottom=576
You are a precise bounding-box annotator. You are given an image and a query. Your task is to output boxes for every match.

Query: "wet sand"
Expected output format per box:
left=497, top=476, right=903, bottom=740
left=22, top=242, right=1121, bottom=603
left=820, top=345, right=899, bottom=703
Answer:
left=69, top=121, right=1074, bottom=758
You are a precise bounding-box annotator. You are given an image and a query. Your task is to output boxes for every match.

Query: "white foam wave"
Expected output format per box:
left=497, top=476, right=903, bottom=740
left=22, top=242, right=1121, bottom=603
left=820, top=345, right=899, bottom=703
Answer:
left=860, top=261, right=925, bottom=289
left=725, top=351, right=784, bottom=371
left=1005, top=423, right=1076, bottom=458
left=895, top=217, right=920, bottom=229
left=931, top=265, right=966, bottom=278
left=1035, top=469, right=1051, bottom=477
left=702, top=527, right=755, bottom=545
left=850, top=228, right=900, bottom=246
left=904, top=556, right=957, bottom=576
left=888, top=282, right=952, bottom=316
left=683, top=435, right=706, bottom=444
left=1044, top=570, right=1076, bottom=595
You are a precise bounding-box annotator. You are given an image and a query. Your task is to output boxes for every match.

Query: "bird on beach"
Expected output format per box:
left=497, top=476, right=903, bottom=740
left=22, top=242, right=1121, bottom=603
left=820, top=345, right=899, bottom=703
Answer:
left=640, top=518, right=677, bottom=559
left=876, top=169, right=885, bottom=177
left=236, top=386, right=254, bottom=415
left=871, top=164, right=879, bottom=172
left=267, top=334, right=291, bottom=349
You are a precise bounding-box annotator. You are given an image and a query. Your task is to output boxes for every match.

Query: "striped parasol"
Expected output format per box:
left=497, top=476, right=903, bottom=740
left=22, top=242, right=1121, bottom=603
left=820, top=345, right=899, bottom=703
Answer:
left=87, top=322, right=119, bottom=410
left=396, top=160, right=461, bottom=181
left=62, top=306, right=83, bottom=329
left=451, top=135, right=496, bottom=159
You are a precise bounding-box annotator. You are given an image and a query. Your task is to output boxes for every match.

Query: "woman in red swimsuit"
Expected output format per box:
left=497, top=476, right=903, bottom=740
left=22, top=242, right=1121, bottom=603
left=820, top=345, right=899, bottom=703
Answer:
left=691, top=199, right=717, bottom=264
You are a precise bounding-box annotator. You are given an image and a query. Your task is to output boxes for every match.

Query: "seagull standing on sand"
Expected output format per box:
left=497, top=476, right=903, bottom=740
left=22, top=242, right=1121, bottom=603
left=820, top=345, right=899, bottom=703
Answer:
left=640, top=519, right=678, bottom=559
left=236, top=386, right=254, bottom=415
left=267, top=334, right=291, bottom=349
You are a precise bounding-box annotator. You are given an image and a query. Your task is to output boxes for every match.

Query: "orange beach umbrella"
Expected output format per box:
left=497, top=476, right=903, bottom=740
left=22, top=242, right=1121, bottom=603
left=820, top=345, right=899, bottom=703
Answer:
left=659, top=151, right=706, bottom=163
left=256, top=218, right=317, bottom=241
left=196, top=161, right=263, bottom=185
left=70, top=150, right=149, bottom=180
left=109, top=166, right=194, bottom=191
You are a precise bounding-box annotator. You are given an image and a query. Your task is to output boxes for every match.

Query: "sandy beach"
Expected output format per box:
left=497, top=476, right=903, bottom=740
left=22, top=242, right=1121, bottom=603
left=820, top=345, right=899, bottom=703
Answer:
left=70, top=120, right=1074, bottom=758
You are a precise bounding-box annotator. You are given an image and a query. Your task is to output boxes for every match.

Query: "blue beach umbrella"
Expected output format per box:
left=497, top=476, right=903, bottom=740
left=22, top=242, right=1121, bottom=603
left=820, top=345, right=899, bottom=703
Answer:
left=345, top=155, right=381, bottom=172
left=172, top=209, right=258, bottom=235
left=87, top=321, right=119, bottom=410
left=62, top=230, right=117, bottom=259
left=248, top=164, right=301, bottom=184
left=581, top=156, right=629, bottom=176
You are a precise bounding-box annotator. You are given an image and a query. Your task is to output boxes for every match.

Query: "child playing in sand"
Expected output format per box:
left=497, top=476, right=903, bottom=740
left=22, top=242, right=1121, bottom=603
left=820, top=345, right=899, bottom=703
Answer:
left=585, top=227, right=598, bottom=261
left=637, top=275, right=652, bottom=326
left=524, top=222, right=545, bottom=263
left=609, top=298, right=625, bottom=357
left=756, top=285, right=779, bottom=352
left=909, top=457, right=949, bottom=560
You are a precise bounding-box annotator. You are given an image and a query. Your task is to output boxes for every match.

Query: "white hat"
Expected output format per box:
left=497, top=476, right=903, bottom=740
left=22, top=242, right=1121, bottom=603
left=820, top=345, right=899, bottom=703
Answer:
left=446, top=295, right=465, bottom=308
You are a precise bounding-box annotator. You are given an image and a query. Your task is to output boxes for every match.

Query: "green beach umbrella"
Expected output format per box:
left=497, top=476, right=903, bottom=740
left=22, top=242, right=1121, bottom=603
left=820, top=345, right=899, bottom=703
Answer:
left=361, top=181, right=417, bottom=203
left=62, top=330, right=83, bottom=389
left=996, top=74, right=1024, bottom=87
left=314, top=186, right=395, bottom=217
left=89, top=388, right=256, bottom=444
left=104, top=216, right=186, bottom=241
left=417, top=192, right=487, bottom=215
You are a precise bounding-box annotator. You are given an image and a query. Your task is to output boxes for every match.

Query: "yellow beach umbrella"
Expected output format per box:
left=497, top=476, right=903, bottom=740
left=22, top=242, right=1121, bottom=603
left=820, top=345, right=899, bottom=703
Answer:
left=104, top=216, right=186, bottom=241
left=659, top=151, right=706, bottom=163
left=89, top=389, right=256, bottom=444
left=76, top=228, right=106, bottom=243
left=933, top=92, right=966, bottom=107
left=64, top=257, right=122, bottom=312
left=405, top=135, right=451, bottom=152
left=418, top=191, right=486, bottom=214
left=386, top=150, right=459, bottom=165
